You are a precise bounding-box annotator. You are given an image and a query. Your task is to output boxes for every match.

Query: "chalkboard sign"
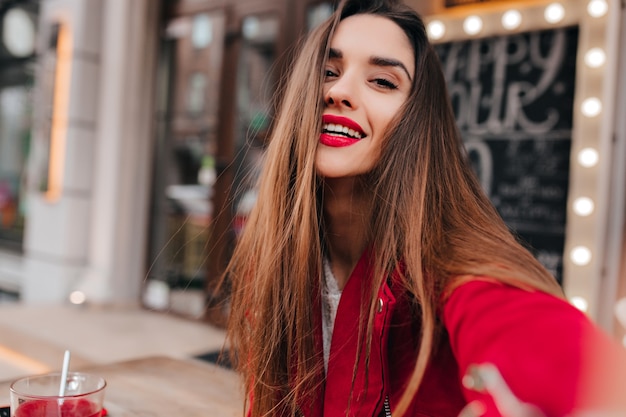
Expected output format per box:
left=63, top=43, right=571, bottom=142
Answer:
left=435, top=26, right=579, bottom=284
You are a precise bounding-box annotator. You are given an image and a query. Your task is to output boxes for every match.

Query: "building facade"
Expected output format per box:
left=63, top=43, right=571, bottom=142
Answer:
left=0, top=0, right=625, bottom=341
left=0, top=0, right=159, bottom=303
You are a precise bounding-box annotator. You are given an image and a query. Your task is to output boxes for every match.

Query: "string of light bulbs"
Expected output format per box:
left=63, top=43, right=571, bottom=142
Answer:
left=424, top=0, right=618, bottom=324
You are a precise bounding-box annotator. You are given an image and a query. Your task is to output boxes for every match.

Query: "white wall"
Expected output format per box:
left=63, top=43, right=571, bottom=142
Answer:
left=0, top=251, right=21, bottom=293
left=19, top=0, right=101, bottom=302
left=17, top=0, right=159, bottom=304
left=76, top=0, right=160, bottom=304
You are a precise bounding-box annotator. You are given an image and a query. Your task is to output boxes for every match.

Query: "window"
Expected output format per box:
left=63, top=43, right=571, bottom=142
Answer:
left=0, top=4, right=38, bottom=250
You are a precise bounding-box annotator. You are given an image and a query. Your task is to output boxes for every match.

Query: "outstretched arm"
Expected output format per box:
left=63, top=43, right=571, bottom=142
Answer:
left=444, top=279, right=626, bottom=417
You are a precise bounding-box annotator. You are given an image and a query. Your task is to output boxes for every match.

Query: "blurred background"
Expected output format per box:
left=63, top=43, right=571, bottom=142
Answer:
left=0, top=0, right=624, bottom=369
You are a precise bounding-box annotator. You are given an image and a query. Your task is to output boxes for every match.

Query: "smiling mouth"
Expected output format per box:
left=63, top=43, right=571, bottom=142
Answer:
left=322, top=123, right=364, bottom=140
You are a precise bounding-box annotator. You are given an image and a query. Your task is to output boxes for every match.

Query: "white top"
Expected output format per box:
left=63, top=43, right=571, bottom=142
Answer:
left=321, top=257, right=342, bottom=374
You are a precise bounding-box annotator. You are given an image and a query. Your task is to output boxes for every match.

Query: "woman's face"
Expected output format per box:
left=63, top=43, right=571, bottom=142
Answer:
left=316, top=14, right=415, bottom=179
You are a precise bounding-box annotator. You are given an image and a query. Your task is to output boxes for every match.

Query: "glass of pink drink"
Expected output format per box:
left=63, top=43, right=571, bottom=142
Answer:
left=10, top=372, right=106, bottom=417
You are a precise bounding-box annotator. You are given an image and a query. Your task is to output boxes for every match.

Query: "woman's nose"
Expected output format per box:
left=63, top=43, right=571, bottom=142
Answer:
left=324, top=76, right=356, bottom=109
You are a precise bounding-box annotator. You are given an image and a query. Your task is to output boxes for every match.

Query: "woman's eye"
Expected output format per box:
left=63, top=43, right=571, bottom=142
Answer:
left=325, top=69, right=338, bottom=78
left=373, top=78, right=398, bottom=90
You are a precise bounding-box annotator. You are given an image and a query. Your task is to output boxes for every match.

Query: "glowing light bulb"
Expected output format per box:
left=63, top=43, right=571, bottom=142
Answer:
left=427, top=20, right=445, bottom=40
left=584, top=48, right=606, bottom=68
left=69, top=290, right=87, bottom=305
left=577, top=148, right=599, bottom=167
left=581, top=97, right=602, bottom=117
left=587, top=0, right=608, bottom=17
left=570, top=246, right=592, bottom=266
left=544, top=3, right=565, bottom=23
left=463, top=15, right=483, bottom=35
left=502, top=10, right=522, bottom=30
left=570, top=296, right=589, bottom=312
left=573, top=197, right=594, bottom=216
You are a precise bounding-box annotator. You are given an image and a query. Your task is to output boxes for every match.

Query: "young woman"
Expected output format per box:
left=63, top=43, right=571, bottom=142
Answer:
left=224, top=0, right=626, bottom=416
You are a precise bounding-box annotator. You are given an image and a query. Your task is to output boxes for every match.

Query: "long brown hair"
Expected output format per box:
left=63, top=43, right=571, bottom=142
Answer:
left=225, top=0, right=564, bottom=416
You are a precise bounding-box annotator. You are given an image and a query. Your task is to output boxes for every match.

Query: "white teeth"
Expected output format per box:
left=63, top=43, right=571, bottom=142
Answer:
left=322, top=123, right=363, bottom=139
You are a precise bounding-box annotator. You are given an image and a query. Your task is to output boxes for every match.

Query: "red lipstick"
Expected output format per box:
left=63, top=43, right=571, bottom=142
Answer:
left=320, top=114, right=366, bottom=148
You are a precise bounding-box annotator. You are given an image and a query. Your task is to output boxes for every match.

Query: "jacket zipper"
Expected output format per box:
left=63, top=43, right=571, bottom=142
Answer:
left=378, top=285, right=392, bottom=417
left=383, top=396, right=392, bottom=417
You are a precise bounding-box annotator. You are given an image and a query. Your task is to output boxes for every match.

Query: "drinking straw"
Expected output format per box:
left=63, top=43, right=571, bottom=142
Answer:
left=59, top=350, right=71, bottom=397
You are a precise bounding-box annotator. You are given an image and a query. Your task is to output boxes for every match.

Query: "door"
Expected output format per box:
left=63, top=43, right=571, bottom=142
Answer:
left=145, top=6, right=226, bottom=318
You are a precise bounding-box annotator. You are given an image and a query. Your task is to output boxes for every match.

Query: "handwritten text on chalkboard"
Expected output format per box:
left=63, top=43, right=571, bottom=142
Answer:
left=435, top=27, right=579, bottom=283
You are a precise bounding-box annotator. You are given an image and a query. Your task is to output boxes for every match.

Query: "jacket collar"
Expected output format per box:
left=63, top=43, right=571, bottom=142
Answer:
left=300, top=250, right=400, bottom=417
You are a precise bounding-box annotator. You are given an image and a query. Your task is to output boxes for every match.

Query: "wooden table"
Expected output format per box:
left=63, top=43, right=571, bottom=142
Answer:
left=0, top=356, right=245, bottom=417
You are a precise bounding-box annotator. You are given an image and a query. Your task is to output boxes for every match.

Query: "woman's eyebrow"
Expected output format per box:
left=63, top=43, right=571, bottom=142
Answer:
left=370, top=56, right=412, bottom=81
left=329, top=47, right=342, bottom=59
left=328, top=47, right=412, bottom=82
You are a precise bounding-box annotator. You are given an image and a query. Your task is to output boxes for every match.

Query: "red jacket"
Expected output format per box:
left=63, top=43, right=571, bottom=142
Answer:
left=296, top=252, right=626, bottom=417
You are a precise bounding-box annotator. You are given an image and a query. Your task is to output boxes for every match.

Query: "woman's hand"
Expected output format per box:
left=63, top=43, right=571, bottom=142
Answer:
left=458, top=363, right=546, bottom=417
left=458, top=363, right=626, bottom=417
